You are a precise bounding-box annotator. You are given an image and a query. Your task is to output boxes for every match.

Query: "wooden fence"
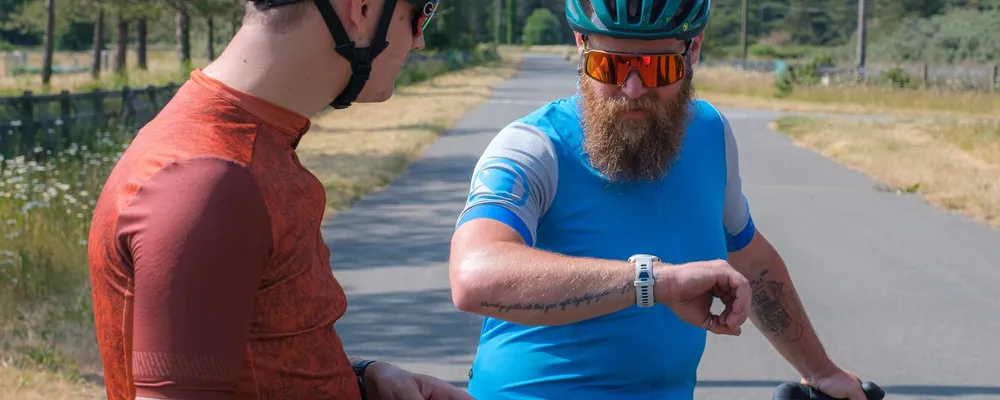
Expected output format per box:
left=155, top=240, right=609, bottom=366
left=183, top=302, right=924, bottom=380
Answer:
left=0, top=83, right=180, bottom=158
left=0, top=48, right=485, bottom=159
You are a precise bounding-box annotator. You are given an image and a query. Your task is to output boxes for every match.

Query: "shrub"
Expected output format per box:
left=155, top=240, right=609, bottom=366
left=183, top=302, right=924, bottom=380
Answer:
left=883, top=66, right=913, bottom=89
left=523, top=8, right=563, bottom=47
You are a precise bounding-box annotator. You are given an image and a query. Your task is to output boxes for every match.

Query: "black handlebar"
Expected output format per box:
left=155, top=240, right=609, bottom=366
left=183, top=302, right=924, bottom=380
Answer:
left=772, top=381, right=885, bottom=400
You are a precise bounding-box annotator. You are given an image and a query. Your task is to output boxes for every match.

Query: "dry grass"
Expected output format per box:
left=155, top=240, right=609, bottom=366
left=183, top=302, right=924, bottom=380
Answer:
left=298, top=51, right=524, bottom=215
left=693, top=65, right=1000, bottom=119
left=1, top=50, right=205, bottom=96
left=773, top=116, right=1000, bottom=229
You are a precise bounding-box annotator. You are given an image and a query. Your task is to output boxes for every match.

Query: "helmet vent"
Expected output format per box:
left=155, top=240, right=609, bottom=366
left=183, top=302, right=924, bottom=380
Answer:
left=603, top=0, right=619, bottom=23
left=626, top=0, right=641, bottom=24
left=691, top=0, right=708, bottom=24
left=664, top=0, right=696, bottom=31
left=650, top=0, right=668, bottom=24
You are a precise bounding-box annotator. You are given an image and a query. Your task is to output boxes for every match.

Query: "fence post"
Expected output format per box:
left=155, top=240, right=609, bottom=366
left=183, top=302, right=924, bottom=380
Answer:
left=165, top=81, right=177, bottom=103
left=120, top=86, right=133, bottom=130
left=92, top=88, right=106, bottom=127
left=60, top=90, right=71, bottom=143
left=992, top=64, right=998, bottom=92
left=20, top=91, right=36, bottom=154
left=146, top=84, right=157, bottom=110
left=922, top=64, right=929, bottom=88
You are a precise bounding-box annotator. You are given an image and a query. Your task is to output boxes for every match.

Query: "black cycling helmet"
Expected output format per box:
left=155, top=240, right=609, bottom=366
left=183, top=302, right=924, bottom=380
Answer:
left=259, top=0, right=439, bottom=109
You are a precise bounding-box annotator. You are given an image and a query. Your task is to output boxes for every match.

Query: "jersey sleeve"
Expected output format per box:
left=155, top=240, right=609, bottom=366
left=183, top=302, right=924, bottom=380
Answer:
left=721, top=113, right=757, bottom=252
left=456, top=122, right=558, bottom=247
left=115, top=157, right=273, bottom=399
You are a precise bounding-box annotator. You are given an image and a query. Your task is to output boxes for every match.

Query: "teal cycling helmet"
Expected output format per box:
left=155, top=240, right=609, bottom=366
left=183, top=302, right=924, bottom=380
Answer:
left=566, top=0, right=711, bottom=41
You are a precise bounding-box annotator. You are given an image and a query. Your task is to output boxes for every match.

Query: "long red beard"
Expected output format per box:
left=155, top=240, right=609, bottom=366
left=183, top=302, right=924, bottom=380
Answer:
left=579, top=71, right=696, bottom=182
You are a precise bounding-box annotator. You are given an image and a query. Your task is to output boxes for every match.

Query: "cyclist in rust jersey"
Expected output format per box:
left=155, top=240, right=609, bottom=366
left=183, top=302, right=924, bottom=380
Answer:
left=87, top=1, right=472, bottom=399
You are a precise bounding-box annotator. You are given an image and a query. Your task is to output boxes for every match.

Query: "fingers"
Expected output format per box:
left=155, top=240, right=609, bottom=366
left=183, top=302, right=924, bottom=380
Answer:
left=706, top=314, right=742, bottom=336
left=718, top=263, right=751, bottom=329
left=418, top=374, right=476, bottom=400
left=449, top=391, right=476, bottom=400
left=438, top=384, right=475, bottom=400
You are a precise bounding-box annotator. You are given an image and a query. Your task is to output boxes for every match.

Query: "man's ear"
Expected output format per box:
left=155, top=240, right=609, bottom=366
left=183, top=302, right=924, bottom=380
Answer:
left=574, top=32, right=585, bottom=58
left=688, top=33, right=705, bottom=65
left=336, top=0, right=372, bottom=46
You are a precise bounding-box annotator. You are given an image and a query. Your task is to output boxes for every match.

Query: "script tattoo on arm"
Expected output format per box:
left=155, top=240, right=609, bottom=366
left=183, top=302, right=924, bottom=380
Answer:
left=479, top=282, right=634, bottom=313
left=748, top=269, right=804, bottom=342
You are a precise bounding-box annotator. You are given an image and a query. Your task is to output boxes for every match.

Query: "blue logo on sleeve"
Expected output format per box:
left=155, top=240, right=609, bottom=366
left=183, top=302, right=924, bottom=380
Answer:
left=470, top=159, right=531, bottom=208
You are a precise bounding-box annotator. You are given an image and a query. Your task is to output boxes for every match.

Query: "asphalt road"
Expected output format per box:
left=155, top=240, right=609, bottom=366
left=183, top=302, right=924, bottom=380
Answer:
left=325, top=53, right=1000, bottom=400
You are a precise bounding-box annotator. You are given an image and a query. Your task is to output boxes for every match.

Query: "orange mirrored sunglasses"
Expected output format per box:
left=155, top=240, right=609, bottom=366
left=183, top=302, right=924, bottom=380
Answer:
left=582, top=46, right=688, bottom=88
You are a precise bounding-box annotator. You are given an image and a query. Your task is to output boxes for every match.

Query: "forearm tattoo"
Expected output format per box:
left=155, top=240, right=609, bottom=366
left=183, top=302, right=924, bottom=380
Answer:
left=749, top=269, right=804, bottom=342
left=480, top=282, right=634, bottom=313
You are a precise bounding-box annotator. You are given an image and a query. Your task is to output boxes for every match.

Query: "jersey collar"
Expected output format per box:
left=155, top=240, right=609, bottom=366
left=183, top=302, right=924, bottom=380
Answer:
left=190, top=69, right=311, bottom=149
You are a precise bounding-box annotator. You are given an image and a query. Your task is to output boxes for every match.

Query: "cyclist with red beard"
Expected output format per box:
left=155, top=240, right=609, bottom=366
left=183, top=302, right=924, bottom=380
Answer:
left=448, top=0, right=868, bottom=399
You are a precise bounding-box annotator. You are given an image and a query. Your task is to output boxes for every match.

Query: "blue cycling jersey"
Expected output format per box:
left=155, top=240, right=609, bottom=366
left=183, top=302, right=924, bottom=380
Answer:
left=455, top=94, right=756, bottom=400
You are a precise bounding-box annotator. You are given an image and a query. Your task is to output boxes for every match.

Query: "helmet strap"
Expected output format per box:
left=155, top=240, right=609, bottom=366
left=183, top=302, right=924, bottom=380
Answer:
left=312, top=0, right=398, bottom=109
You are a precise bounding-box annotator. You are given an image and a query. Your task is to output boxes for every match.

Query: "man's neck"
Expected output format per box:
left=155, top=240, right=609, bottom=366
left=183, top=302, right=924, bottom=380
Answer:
left=201, top=23, right=350, bottom=118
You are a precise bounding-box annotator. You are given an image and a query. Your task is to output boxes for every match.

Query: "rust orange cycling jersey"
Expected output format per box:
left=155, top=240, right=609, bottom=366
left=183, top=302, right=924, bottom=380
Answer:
left=88, top=69, right=361, bottom=400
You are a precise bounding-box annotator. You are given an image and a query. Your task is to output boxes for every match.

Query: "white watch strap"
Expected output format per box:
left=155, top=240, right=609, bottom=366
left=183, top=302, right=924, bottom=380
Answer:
left=629, top=254, right=658, bottom=308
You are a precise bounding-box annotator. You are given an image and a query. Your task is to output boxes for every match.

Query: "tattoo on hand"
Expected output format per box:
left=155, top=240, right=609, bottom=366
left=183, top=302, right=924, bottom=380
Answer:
left=480, top=283, right=634, bottom=313
left=749, top=269, right=804, bottom=342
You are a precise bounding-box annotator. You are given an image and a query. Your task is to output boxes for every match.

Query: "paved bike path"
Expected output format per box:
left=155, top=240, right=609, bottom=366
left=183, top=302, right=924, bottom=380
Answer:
left=324, top=53, right=1000, bottom=399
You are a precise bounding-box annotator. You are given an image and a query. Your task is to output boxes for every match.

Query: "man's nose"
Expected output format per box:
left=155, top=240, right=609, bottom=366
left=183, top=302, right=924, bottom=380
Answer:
left=413, top=35, right=426, bottom=51
left=620, top=70, right=649, bottom=99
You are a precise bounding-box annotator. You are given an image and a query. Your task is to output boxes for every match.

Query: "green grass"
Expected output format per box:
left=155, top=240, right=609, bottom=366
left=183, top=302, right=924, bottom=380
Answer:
left=0, top=130, right=121, bottom=376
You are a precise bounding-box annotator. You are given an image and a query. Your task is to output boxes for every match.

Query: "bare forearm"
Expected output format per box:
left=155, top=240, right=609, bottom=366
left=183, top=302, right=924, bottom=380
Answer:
left=451, top=241, right=638, bottom=326
left=732, top=237, right=836, bottom=378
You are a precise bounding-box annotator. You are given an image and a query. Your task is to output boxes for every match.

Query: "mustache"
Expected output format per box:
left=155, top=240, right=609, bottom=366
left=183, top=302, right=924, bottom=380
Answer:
left=601, top=95, right=667, bottom=115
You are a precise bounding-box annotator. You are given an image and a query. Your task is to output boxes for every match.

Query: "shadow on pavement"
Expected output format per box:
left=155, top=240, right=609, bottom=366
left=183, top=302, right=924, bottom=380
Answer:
left=334, top=288, right=482, bottom=366
left=697, top=380, right=1000, bottom=397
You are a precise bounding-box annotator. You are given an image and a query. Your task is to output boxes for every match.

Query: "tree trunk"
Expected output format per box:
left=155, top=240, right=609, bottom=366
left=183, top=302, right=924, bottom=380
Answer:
left=137, top=18, right=148, bottom=70
left=469, top=1, right=478, bottom=42
left=205, top=16, right=215, bottom=61
left=91, top=10, right=105, bottom=79
left=41, top=0, right=55, bottom=85
left=114, top=13, right=128, bottom=74
left=175, top=7, right=191, bottom=71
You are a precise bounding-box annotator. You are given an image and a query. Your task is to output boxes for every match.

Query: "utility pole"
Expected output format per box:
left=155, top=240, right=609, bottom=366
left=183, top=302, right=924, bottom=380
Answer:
left=740, top=0, right=749, bottom=66
left=856, top=0, right=868, bottom=81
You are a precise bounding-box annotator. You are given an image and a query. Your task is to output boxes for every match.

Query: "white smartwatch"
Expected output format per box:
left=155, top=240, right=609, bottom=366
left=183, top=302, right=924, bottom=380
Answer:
left=628, top=254, right=659, bottom=308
